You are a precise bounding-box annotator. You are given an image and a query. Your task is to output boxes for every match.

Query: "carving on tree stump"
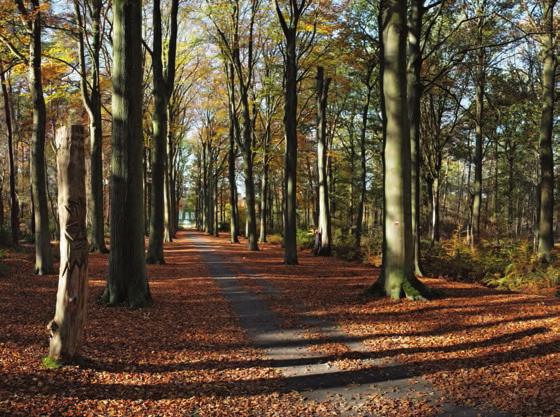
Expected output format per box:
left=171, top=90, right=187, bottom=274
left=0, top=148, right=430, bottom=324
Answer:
left=47, top=125, right=89, bottom=363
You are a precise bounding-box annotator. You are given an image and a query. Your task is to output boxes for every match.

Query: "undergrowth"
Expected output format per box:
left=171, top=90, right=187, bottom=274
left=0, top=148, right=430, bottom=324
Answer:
left=422, top=233, right=559, bottom=295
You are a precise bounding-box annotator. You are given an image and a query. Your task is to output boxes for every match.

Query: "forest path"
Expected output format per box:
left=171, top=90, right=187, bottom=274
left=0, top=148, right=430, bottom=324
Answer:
left=188, top=230, right=509, bottom=417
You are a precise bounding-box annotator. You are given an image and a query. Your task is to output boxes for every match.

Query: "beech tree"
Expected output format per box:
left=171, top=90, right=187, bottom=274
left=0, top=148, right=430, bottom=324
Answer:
left=208, top=0, right=261, bottom=251
left=0, top=62, right=18, bottom=246
left=369, top=0, right=430, bottom=300
left=275, top=0, right=312, bottom=265
left=316, top=66, right=332, bottom=256
left=536, top=0, right=556, bottom=262
left=103, top=0, right=150, bottom=307
left=73, top=0, right=107, bottom=254
left=3, top=0, right=53, bottom=274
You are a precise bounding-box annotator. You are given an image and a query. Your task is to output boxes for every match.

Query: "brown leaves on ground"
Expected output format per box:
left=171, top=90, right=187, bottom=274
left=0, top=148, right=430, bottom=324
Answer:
left=213, top=233, right=560, bottom=417
left=0, top=231, right=558, bottom=417
left=0, top=236, right=329, bottom=416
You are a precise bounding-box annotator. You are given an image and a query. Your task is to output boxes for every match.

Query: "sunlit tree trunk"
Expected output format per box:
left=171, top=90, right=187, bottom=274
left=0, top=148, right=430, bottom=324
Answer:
left=431, top=176, right=440, bottom=243
left=369, top=0, right=430, bottom=300
left=47, top=125, right=88, bottom=363
left=316, top=66, right=332, bottom=255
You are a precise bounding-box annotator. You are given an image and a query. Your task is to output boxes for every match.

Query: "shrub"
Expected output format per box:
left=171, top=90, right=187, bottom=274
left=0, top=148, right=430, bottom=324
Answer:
left=484, top=243, right=560, bottom=293
left=0, top=226, right=11, bottom=246
left=296, top=228, right=314, bottom=250
left=333, top=229, right=361, bottom=261
left=267, top=233, right=283, bottom=245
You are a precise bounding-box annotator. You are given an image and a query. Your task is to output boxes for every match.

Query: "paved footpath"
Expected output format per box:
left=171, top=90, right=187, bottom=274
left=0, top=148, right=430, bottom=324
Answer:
left=189, top=232, right=509, bottom=417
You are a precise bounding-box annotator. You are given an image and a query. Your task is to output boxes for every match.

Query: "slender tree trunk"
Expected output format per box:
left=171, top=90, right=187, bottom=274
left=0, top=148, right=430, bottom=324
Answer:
left=259, top=125, right=270, bottom=243
left=243, top=145, right=259, bottom=250
left=431, top=175, right=440, bottom=243
left=75, top=0, right=106, bottom=253
left=507, top=155, right=514, bottom=236
left=355, top=78, right=373, bottom=252
left=228, top=128, right=239, bottom=243
left=537, top=0, right=556, bottom=262
left=316, top=67, right=332, bottom=255
left=471, top=6, right=485, bottom=247
left=146, top=0, right=166, bottom=264
left=29, top=0, right=53, bottom=274
left=407, top=0, right=424, bottom=275
left=369, top=0, right=429, bottom=300
left=0, top=64, right=19, bottom=246
left=163, top=0, right=179, bottom=241
left=164, top=136, right=173, bottom=242
left=47, top=125, right=88, bottom=363
left=104, top=0, right=150, bottom=307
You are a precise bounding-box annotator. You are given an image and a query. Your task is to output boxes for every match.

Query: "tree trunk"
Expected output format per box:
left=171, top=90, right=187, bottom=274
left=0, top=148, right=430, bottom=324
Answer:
left=369, top=0, right=429, bottom=300
left=47, top=125, right=88, bottom=364
left=471, top=6, right=485, bottom=247
left=104, top=0, right=150, bottom=307
left=29, top=0, right=53, bottom=274
left=431, top=176, right=440, bottom=243
left=259, top=126, right=269, bottom=243
left=243, top=146, right=259, bottom=250
left=316, top=67, right=332, bottom=256
left=282, top=31, right=298, bottom=264
left=237, top=82, right=258, bottom=249
left=146, top=0, right=166, bottom=264
left=0, top=63, right=19, bottom=246
left=355, top=77, right=373, bottom=252
left=228, top=142, right=239, bottom=243
left=407, top=0, right=424, bottom=275
left=225, top=64, right=240, bottom=243
left=75, top=0, right=107, bottom=254
left=163, top=135, right=173, bottom=242
left=537, top=0, right=556, bottom=262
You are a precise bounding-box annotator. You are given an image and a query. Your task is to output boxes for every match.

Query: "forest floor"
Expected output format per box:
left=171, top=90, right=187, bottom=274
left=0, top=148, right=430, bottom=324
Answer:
left=0, top=230, right=559, bottom=417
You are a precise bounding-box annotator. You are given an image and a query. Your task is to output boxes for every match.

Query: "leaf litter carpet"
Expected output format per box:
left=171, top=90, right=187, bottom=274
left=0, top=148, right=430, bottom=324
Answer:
left=0, top=230, right=558, bottom=416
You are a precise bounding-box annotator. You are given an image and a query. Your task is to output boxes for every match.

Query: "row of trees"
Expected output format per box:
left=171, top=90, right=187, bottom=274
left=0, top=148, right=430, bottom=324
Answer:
left=0, top=0, right=558, bottom=307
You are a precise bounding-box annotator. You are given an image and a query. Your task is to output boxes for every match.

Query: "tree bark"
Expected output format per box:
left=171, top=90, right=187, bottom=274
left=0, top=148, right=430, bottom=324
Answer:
left=407, top=0, right=424, bottom=275
left=259, top=124, right=270, bottom=243
left=4, top=0, right=52, bottom=266
left=537, top=0, right=556, bottom=262
left=431, top=176, right=440, bottom=243
left=74, top=0, right=107, bottom=254
left=316, top=66, right=332, bottom=256
left=104, top=0, right=150, bottom=308
left=225, top=63, right=240, bottom=243
left=281, top=30, right=298, bottom=264
left=471, top=4, right=486, bottom=247
left=47, top=125, right=88, bottom=363
left=146, top=0, right=167, bottom=264
left=369, top=0, right=430, bottom=300
left=355, top=67, right=374, bottom=252
left=0, top=63, right=19, bottom=246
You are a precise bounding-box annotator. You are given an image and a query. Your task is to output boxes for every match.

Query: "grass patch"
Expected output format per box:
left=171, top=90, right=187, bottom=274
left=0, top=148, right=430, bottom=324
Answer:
left=41, top=356, right=62, bottom=369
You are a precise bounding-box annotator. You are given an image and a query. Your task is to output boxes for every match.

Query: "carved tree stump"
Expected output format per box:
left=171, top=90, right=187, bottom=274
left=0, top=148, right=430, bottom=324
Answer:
left=48, top=125, right=88, bottom=362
